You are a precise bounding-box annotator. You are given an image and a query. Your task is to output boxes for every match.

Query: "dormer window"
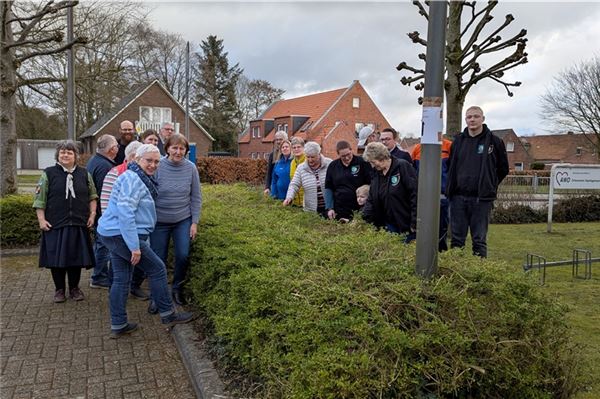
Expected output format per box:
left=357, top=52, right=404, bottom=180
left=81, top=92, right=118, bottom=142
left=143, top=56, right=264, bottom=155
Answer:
left=506, top=141, right=515, bottom=152
left=252, top=126, right=261, bottom=138
left=352, top=97, right=360, bottom=108
left=576, top=147, right=582, bottom=156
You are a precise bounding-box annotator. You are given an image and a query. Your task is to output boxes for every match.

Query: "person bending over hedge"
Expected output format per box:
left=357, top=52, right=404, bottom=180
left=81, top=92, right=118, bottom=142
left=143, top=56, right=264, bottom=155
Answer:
left=283, top=141, right=332, bottom=218
left=362, top=142, right=418, bottom=243
left=33, top=140, right=97, bottom=303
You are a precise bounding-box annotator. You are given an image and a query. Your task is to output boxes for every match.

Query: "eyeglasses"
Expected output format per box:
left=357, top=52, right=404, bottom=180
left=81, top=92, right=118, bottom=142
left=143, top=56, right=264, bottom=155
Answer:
left=141, top=158, right=160, bottom=165
left=164, top=128, right=174, bottom=131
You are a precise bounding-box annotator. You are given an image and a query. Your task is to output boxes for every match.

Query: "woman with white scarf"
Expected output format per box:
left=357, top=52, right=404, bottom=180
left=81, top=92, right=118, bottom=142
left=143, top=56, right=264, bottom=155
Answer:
left=33, top=140, right=97, bottom=303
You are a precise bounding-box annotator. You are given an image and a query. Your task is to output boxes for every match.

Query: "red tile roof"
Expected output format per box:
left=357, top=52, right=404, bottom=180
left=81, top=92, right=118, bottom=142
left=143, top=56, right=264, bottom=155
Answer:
left=262, top=88, right=347, bottom=122
left=522, top=133, right=599, bottom=164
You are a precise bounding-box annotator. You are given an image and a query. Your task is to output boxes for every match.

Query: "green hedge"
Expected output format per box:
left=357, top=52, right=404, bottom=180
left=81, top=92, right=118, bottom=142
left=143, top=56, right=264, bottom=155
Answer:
left=189, top=184, right=582, bottom=398
left=0, top=194, right=39, bottom=248
left=492, top=195, right=600, bottom=224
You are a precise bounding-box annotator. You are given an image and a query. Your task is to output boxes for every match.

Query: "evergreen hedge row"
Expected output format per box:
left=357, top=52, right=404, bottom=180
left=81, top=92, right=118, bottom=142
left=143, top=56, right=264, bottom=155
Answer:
left=492, top=195, right=600, bottom=224
left=189, top=184, right=582, bottom=399
left=0, top=194, right=39, bottom=248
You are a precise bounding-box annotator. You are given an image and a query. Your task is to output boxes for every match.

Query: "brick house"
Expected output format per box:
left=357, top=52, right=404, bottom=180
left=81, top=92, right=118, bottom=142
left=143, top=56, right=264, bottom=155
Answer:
left=491, top=129, right=533, bottom=171
left=238, top=80, right=391, bottom=159
left=520, top=132, right=599, bottom=169
left=79, top=80, right=214, bottom=155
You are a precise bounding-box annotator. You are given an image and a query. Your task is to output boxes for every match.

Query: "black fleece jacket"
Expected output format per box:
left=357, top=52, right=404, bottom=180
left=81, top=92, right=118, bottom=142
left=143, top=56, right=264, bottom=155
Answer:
left=362, top=157, right=418, bottom=233
left=446, top=124, right=509, bottom=201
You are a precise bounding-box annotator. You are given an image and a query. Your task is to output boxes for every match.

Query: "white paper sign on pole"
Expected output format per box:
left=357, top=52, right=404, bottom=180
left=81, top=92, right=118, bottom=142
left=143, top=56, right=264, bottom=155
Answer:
left=421, top=106, right=443, bottom=144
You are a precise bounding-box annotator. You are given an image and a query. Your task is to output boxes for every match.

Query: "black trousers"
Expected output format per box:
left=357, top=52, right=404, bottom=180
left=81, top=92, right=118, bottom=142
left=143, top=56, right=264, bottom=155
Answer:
left=50, top=267, right=82, bottom=291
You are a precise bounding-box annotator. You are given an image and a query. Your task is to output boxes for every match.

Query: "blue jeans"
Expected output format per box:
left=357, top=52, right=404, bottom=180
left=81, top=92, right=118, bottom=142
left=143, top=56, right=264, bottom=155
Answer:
left=439, top=198, right=449, bottom=252
left=150, top=218, right=192, bottom=292
left=449, top=196, right=493, bottom=257
left=385, top=224, right=416, bottom=244
left=91, top=230, right=111, bottom=285
left=99, top=234, right=175, bottom=330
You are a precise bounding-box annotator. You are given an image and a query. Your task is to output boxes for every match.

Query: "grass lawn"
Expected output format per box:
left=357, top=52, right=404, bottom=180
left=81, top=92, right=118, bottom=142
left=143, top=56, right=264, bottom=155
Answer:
left=17, top=174, right=41, bottom=184
left=486, top=223, right=600, bottom=398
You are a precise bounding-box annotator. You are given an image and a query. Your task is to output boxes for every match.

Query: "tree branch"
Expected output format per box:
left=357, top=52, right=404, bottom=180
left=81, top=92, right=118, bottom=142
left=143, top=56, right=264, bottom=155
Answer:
left=15, top=37, right=87, bottom=64
left=16, top=1, right=78, bottom=43
left=16, top=73, right=67, bottom=88
left=460, top=1, right=489, bottom=39
left=461, top=1, right=497, bottom=58
left=400, top=74, right=425, bottom=87
left=412, top=0, right=429, bottom=20
left=407, top=31, right=427, bottom=47
left=3, top=32, right=64, bottom=50
left=396, top=61, right=425, bottom=75
left=488, top=76, right=522, bottom=97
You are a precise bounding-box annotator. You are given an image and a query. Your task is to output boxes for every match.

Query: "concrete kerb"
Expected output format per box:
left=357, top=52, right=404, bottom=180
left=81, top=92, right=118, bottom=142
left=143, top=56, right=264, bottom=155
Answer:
left=171, top=321, right=230, bottom=399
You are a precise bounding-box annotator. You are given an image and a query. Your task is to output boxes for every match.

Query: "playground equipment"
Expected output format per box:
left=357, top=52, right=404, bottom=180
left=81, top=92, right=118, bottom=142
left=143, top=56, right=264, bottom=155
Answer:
left=524, top=249, right=597, bottom=285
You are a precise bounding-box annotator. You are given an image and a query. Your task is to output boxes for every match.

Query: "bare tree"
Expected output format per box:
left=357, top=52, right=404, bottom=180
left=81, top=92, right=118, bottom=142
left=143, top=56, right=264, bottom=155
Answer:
left=397, top=1, right=528, bottom=136
left=234, top=75, right=285, bottom=133
left=540, top=57, right=600, bottom=158
left=1, top=0, right=85, bottom=196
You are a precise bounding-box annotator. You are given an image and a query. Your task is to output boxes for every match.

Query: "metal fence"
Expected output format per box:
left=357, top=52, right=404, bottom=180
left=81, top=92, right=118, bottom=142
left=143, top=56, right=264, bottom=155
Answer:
left=496, top=175, right=597, bottom=209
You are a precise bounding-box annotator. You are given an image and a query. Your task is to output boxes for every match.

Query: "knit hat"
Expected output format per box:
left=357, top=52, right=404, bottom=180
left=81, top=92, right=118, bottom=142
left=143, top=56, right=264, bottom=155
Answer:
left=357, top=126, right=375, bottom=147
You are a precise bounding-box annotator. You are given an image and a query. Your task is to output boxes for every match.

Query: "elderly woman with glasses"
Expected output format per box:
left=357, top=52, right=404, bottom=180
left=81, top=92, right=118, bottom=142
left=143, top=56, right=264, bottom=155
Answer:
left=98, top=144, right=194, bottom=338
left=362, top=142, right=418, bottom=243
left=33, top=140, right=97, bottom=303
left=282, top=141, right=332, bottom=217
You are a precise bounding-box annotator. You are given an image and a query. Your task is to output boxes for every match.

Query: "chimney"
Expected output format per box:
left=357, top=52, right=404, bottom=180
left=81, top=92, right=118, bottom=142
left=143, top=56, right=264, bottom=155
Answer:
left=567, top=131, right=574, bottom=135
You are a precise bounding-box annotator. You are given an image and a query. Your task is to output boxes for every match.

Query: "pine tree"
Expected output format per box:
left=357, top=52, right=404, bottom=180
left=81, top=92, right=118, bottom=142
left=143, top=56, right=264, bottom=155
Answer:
left=193, top=35, right=242, bottom=153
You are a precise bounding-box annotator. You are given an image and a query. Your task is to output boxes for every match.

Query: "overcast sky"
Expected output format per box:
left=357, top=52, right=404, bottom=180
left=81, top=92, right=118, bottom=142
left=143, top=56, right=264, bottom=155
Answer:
left=148, top=1, right=600, bottom=137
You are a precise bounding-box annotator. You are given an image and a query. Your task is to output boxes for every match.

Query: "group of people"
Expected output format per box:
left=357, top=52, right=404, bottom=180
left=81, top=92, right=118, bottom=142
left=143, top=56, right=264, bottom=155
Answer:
left=265, top=106, right=509, bottom=256
left=34, top=121, right=200, bottom=338
left=33, top=106, right=508, bottom=336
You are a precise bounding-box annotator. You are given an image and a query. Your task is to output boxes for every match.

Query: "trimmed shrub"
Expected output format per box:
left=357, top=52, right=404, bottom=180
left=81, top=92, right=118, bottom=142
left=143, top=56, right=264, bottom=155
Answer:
left=0, top=194, right=40, bottom=247
left=189, top=184, right=582, bottom=398
left=197, top=157, right=267, bottom=185
left=491, top=204, right=546, bottom=224
left=554, top=195, right=600, bottom=222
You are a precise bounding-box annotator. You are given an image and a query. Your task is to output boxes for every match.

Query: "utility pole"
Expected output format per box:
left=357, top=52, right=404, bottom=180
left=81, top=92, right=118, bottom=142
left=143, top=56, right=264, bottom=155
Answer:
left=66, top=6, right=75, bottom=140
left=415, top=0, right=447, bottom=278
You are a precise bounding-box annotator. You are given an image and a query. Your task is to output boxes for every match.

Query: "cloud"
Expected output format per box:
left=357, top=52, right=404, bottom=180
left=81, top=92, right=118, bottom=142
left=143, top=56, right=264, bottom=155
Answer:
left=149, top=1, right=600, bottom=137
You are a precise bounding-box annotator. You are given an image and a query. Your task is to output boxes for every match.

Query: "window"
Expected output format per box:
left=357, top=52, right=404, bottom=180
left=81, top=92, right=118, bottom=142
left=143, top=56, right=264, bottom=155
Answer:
left=576, top=147, right=582, bottom=156
left=252, top=126, right=260, bottom=138
left=352, top=97, right=360, bottom=108
left=283, top=123, right=288, bottom=133
left=251, top=152, right=256, bottom=159
left=139, top=106, right=172, bottom=124
left=277, top=124, right=283, bottom=131
left=264, top=153, right=269, bottom=160
left=506, top=141, right=515, bottom=152
left=514, top=162, right=524, bottom=171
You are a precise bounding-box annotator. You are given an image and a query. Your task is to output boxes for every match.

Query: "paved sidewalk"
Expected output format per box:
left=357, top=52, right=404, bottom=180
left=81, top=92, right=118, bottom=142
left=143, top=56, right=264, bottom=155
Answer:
left=0, top=255, right=196, bottom=399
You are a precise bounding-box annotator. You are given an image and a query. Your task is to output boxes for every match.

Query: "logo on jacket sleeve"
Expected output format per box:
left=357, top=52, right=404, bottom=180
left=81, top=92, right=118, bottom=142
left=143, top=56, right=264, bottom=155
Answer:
left=391, top=174, right=400, bottom=186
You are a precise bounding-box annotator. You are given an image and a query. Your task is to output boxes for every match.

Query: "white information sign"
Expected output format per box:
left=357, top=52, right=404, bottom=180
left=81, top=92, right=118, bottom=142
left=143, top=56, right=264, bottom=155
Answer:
left=552, top=165, right=600, bottom=190
left=421, top=106, right=443, bottom=144
left=547, top=164, right=600, bottom=232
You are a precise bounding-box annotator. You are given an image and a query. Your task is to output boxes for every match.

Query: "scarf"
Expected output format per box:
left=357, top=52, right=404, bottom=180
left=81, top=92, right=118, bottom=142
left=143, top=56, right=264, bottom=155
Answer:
left=128, top=161, right=158, bottom=200
left=58, top=163, right=77, bottom=199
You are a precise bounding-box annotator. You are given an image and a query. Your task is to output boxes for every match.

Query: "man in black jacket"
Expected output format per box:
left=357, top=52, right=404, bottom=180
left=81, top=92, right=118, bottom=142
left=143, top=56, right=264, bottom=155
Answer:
left=446, top=106, right=509, bottom=257
left=86, top=134, right=118, bottom=289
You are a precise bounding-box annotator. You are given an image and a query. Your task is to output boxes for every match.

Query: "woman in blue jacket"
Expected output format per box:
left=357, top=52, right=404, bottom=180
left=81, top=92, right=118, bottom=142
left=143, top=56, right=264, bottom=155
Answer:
left=270, top=140, right=293, bottom=200
left=98, top=144, right=194, bottom=338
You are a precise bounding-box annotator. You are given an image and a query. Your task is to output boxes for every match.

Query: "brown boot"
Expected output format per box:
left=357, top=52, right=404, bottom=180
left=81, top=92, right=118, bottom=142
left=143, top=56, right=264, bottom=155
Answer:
left=53, top=289, right=66, bottom=303
left=69, top=287, right=85, bottom=301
